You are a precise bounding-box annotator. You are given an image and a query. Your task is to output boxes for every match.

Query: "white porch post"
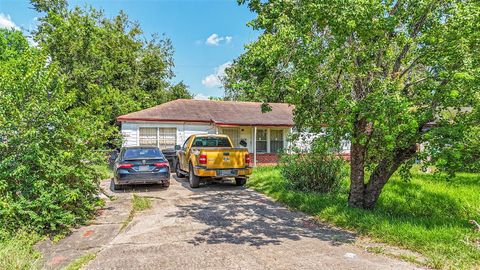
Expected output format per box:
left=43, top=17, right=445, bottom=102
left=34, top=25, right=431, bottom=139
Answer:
left=254, top=126, right=257, bottom=167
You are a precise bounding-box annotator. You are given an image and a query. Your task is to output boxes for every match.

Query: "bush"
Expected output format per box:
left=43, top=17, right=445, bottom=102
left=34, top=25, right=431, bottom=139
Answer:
left=0, top=29, right=105, bottom=235
left=279, top=144, right=346, bottom=193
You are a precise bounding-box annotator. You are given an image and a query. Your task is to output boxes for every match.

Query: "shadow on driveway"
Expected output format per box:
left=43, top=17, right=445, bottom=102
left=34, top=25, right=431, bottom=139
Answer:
left=169, top=176, right=356, bottom=247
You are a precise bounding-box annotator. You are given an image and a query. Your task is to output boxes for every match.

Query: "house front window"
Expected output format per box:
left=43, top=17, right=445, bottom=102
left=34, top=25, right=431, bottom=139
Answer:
left=222, top=128, right=240, bottom=147
left=270, top=129, right=284, bottom=153
left=256, top=129, right=267, bottom=152
left=139, top=127, right=177, bottom=149
left=139, top=128, right=157, bottom=146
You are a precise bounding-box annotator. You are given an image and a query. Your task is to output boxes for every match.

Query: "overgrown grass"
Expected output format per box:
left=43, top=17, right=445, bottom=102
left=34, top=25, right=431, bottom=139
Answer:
left=64, top=253, right=97, bottom=270
left=120, top=194, right=152, bottom=232
left=248, top=166, right=480, bottom=269
left=132, top=194, right=152, bottom=211
left=93, top=163, right=113, bottom=180
left=0, top=231, right=42, bottom=270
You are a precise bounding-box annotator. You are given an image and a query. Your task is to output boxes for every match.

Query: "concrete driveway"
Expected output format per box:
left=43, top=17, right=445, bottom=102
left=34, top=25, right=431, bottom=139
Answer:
left=39, top=175, right=422, bottom=270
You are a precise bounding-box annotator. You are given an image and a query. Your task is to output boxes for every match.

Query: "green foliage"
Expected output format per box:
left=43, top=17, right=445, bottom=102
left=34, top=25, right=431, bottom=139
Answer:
left=0, top=29, right=104, bottom=235
left=0, top=1, right=191, bottom=237
left=427, top=124, right=480, bottom=175
left=248, top=166, right=480, bottom=269
left=0, top=230, right=42, bottom=270
left=31, top=0, right=192, bottom=147
left=279, top=142, right=346, bottom=193
left=227, top=0, right=480, bottom=207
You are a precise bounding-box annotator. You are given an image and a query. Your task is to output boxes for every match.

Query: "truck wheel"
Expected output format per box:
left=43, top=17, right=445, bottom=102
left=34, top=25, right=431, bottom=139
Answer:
left=176, top=162, right=185, bottom=178
left=189, top=164, right=200, bottom=188
left=235, top=178, right=247, bottom=186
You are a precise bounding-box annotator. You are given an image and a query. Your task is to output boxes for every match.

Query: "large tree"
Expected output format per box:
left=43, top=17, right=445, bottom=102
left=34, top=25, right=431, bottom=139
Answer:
left=31, top=0, right=192, bottom=146
left=225, top=0, right=480, bottom=208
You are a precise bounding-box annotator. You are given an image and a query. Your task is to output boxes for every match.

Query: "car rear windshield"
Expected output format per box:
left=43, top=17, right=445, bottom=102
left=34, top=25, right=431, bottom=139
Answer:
left=192, top=137, right=231, bottom=147
left=123, top=148, right=164, bottom=159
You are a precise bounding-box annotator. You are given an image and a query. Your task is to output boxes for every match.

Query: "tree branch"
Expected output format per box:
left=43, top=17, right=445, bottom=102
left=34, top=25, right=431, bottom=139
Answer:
left=391, top=2, right=436, bottom=77
left=399, top=54, right=424, bottom=78
left=402, top=77, right=429, bottom=94
left=389, top=0, right=402, bottom=16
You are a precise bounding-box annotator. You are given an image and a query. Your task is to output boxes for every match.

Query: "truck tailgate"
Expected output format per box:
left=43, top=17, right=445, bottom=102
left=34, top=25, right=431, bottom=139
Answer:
left=196, top=148, right=247, bottom=169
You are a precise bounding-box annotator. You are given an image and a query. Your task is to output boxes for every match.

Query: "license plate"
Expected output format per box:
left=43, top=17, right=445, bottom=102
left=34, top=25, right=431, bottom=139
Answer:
left=138, top=165, right=149, bottom=171
left=217, top=169, right=238, bottom=177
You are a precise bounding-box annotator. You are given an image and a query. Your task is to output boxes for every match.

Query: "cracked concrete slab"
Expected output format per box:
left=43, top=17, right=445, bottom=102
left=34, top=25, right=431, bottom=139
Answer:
left=38, top=175, right=423, bottom=270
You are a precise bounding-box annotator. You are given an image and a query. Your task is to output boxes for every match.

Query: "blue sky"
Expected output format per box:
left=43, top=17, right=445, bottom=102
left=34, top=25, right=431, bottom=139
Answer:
left=0, top=0, right=259, bottom=99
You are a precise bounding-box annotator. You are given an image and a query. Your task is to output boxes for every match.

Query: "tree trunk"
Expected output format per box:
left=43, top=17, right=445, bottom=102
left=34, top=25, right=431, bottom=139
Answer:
left=348, top=117, right=368, bottom=208
left=363, top=144, right=417, bottom=209
left=348, top=142, right=366, bottom=208
left=363, top=158, right=398, bottom=209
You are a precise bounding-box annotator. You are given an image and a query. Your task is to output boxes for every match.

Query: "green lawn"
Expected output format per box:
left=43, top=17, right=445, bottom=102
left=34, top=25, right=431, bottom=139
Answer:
left=0, top=231, right=41, bottom=270
left=247, top=166, right=480, bottom=269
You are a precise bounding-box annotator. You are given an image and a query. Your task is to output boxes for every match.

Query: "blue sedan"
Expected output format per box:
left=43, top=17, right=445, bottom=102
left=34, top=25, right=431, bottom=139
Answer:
left=112, top=146, right=170, bottom=190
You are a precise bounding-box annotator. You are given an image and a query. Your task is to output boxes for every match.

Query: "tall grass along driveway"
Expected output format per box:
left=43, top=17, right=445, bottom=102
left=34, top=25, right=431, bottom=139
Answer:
left=247, top=166, right=480, bottom=269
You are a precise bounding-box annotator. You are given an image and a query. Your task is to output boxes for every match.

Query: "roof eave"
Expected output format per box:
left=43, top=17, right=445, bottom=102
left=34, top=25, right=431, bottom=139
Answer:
left=117, top=117, right=294, bottom=127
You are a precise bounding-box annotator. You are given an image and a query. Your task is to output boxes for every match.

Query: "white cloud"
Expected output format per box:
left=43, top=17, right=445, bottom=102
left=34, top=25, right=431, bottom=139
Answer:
left=0, top=13, right=19, bottom=30
left=202, top=62, right=232, bottom=88
left=205, top=33, right=233, bottom=46
left=194, top=93, right=209, bottom=100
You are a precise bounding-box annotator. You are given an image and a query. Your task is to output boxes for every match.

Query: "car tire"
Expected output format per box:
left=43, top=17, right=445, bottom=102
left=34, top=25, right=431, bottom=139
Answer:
left=176, top=162, right=185, bottom=178
left=163, top=180, right=170, bottom=188
left=235, top=177, right=247, bottom=186
left=111, top=178, right=121, bottom=191
left=189, top=164, right=200, bottom=188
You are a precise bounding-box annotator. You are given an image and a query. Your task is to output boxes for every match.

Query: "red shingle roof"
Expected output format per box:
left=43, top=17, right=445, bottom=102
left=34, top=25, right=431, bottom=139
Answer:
left=117, top=99, right=294, bottom=127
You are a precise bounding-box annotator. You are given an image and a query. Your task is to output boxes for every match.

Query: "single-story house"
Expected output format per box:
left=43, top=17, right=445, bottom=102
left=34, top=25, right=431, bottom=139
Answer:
left=117, top=99, right=295, bottom=165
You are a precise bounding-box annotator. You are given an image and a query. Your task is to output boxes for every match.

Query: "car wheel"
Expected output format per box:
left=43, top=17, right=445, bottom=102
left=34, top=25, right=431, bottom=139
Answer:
left=189, top=164, right=200, bottom=188
left=235, top=177, right=247, bottom=186
left=111, top=178, right=121, bottom=191
left=176, top=162, right=185, bottom=178
left=163, top=180, right=170, bottom=188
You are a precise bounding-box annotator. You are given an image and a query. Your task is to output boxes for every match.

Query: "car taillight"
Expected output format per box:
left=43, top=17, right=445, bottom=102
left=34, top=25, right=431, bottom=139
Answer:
left=154, top=162, right=169, bottom=167
left=245, top=154, right=251, bottom=165
left=117, top=163, right=133, bottom=169
left=199, top=154, right=207, bottom=164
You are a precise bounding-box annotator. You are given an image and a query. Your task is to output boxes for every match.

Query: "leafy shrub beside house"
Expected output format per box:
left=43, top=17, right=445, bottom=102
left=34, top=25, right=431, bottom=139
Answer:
left=0, top=29, right=105, bottom=235
left=279, top=141, right=346, bottom=193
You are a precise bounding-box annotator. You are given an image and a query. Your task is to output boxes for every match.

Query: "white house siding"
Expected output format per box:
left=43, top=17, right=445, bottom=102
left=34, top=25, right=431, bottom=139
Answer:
left=291, top=131, right=351, bottom=153
left=120, top=121, right=216, bottom=147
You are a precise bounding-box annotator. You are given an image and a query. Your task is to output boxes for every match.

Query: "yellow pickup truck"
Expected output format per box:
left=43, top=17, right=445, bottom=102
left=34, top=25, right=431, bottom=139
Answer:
left=175, top=134, right=253, bottom=188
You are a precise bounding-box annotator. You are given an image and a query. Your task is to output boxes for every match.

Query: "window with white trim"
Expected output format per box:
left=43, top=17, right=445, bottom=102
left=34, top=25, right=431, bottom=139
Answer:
left=139, top=128, right=157, bottom=146
left=256, top=129, right=267, bottom=153
left=139, top=127, right=177, bottom=149
left=158, top=128, right=177, bottom=149
left=270, top=130, right=284, bottom=153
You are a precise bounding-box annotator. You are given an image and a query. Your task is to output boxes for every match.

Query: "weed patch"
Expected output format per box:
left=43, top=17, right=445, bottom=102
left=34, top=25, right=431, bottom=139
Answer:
left=120, top=195, right=152, bottom=232
left=0, top=231, right=42, bottom=270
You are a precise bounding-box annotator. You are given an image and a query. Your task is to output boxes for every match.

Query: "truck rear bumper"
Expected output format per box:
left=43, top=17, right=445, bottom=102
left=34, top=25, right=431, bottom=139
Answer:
left=193, top=166, right=253, bottom=177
